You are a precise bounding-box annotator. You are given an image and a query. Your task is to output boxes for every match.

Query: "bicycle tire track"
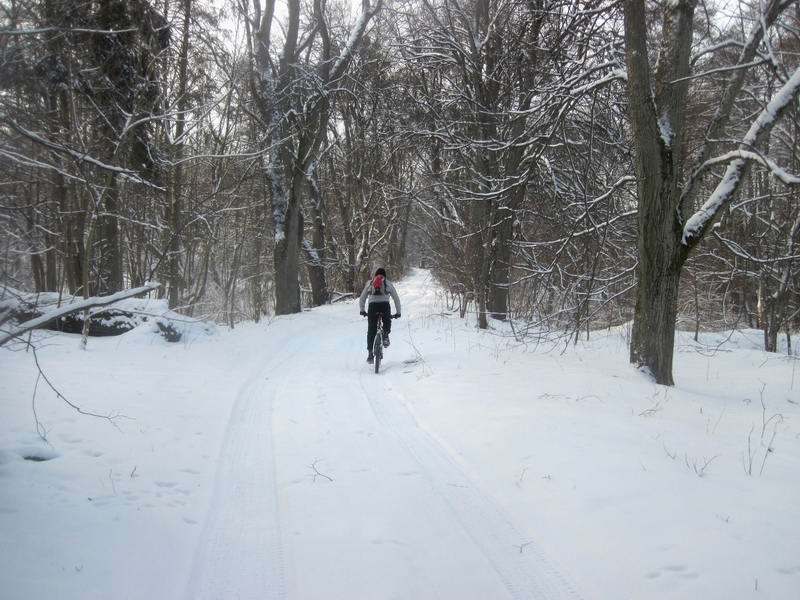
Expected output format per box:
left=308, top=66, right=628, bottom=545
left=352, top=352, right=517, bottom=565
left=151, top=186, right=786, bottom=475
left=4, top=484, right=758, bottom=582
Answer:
left=357, top=371, right=584, bottom=600
left=184, top=348, right=294, bottom=600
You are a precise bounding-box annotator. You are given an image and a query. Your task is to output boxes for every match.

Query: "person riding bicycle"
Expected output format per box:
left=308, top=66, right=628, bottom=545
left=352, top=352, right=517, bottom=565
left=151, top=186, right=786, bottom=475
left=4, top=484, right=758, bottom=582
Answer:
left=359, top=267, right=401, bottom=364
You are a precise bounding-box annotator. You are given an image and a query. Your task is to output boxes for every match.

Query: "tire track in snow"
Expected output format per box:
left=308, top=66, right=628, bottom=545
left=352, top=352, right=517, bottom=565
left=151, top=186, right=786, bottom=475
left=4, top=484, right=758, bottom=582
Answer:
left=357, top=370, right=583, bottom=600
left=184, top=334, right=299, bottom=600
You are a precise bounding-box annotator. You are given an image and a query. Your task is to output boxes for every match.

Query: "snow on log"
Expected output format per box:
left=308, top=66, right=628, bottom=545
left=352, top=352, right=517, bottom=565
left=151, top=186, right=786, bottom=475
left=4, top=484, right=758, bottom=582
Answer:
left=0, top=283, right=160, bottom=346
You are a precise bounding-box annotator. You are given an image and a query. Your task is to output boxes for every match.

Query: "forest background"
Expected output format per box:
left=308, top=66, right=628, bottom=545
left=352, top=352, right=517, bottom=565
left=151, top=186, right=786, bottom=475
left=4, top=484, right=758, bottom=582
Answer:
left=1, top=0, right=799, bottom=385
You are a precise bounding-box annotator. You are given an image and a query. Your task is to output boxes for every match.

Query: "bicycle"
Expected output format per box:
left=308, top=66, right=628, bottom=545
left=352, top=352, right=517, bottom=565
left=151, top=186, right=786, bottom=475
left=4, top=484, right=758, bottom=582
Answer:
left=372, top=312, right=398, bottom=374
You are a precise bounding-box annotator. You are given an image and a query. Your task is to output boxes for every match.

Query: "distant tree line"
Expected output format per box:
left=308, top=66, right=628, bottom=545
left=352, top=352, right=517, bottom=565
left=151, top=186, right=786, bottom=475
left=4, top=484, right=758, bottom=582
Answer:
left=1, top=0, right=798, bottom=383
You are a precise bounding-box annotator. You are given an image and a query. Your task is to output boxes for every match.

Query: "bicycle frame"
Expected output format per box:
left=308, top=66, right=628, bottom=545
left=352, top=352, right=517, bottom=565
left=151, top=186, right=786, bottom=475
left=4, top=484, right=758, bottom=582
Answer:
left=371, top=311, right=396, bottom=374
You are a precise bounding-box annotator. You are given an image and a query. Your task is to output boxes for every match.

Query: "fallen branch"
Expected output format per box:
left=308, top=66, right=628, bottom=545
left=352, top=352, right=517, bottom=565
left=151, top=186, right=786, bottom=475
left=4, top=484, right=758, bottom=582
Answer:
left=0, top=283, right=160, bottom=346
left=30, top=345, right=125, bottom=427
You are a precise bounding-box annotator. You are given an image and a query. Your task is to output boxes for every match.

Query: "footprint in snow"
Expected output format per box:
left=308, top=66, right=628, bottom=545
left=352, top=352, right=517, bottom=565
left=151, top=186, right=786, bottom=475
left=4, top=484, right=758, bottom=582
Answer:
left=777, top=566, right=800, bottom=575
left=60, top=435, right=84, bottom=444
left=371, top=538, right=404, bottom=546
left=646, top=565, right=700, bottom=581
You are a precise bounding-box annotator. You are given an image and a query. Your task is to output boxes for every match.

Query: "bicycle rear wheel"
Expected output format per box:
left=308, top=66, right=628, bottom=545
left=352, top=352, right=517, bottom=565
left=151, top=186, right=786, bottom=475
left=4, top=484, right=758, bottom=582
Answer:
left=373, top=331, right=383, bottom=374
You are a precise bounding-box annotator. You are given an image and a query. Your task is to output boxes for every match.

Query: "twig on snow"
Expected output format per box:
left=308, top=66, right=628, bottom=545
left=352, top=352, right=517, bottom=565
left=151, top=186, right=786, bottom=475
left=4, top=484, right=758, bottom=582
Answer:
left=514, top=541, right=533, bottom=554
left=309, top=459, right=333, bottom=483
left=759, top=429, right=778, bottom=476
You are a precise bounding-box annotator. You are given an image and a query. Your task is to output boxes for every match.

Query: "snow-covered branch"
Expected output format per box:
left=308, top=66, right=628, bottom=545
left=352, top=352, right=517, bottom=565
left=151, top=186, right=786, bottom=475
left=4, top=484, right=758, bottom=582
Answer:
left=329, top=0, right=383, bottom=81
left=3, top=121, right=165, bottom=190
left=682, top=65, right=800, bottom=247
left=567, top=67, right=627, bottom=97
left=669, top=59, right=768, bottom=85
left=0, top=27, right=139, bottom=36
left=694, top=150, right=800, bottom=187
left=0, top=283, right=161, bottom=347
left=690, top=38, right=747, bottom=65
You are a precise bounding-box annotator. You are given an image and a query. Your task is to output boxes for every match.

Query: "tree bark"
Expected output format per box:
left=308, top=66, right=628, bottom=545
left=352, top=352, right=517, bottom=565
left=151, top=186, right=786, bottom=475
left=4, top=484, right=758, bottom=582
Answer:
left=165, top=0, right=192, bottom=310
left=623, top=0, right=695, bottom=385
left=99, top=176, right=124, bottom=294
left=489, top=209, right=513, bottom=320
left=304, top=162, right=329, bottom=306
left=485, top=3, right=542, bottom=321
left=273, top=177, right=304, bottom=315
left=629, top=244, right=682, bottom=385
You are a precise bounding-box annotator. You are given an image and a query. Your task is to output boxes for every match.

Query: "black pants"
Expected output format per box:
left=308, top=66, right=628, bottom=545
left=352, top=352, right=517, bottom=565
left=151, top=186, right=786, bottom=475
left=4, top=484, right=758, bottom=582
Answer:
left=367, top=302, right=392, bottom=351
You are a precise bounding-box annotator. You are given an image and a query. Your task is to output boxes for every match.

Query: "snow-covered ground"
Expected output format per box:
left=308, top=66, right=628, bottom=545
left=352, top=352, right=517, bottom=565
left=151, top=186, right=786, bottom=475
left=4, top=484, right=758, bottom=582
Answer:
left=1, top=269, right=798, bottom=599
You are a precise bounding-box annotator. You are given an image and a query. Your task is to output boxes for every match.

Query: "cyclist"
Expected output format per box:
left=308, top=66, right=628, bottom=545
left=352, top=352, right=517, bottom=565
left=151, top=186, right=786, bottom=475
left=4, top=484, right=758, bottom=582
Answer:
left=359, top=267, right=401, bottom=364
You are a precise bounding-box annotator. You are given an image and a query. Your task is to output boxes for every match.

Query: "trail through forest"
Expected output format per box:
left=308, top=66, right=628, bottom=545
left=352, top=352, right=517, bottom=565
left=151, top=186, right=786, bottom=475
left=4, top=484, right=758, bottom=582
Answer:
left=186, top=270, right=580, bottom=600
left=2, top=270, right=799, bottom=600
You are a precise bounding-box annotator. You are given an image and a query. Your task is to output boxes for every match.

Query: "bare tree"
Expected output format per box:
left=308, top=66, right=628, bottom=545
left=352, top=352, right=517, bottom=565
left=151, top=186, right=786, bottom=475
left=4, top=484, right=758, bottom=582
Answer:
left=623, top=0, right=800, bottom=384
left=240, top=0, right=382, bottom=314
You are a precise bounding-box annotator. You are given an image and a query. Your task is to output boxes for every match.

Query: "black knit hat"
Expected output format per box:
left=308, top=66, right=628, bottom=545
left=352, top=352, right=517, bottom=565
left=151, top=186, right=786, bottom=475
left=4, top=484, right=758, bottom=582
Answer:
left=375, top=267, right=386, bottom=277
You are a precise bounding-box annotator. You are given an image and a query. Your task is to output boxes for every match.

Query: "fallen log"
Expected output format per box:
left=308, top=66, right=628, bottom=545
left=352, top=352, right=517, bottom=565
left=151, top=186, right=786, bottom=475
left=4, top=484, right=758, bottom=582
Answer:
left=0, top=283, right=160, bottom=347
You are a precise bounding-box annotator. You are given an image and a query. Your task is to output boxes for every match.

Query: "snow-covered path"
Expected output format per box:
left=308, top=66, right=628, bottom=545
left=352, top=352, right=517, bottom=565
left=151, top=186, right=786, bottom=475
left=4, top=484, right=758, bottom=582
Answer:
left=185, top=284, right=580, bottom=600
left=3, top=269, right=799, bottom=600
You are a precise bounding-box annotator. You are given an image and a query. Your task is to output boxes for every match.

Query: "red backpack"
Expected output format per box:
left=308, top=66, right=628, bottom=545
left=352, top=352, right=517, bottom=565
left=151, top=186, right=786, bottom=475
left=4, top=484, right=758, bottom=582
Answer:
left=372, top=275, right=385, bottom=295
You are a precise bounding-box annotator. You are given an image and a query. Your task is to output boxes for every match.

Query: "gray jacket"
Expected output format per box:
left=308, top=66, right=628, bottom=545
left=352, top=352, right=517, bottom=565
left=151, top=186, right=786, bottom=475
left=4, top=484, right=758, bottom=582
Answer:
left=359, top=279, right=401, bottom=314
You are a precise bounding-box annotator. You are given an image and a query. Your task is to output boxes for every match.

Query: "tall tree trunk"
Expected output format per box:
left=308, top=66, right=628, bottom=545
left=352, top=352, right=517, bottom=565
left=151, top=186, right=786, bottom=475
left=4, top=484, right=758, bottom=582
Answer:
left=763, top=306, right=780, bottom=353
left=485, top=3, right=541, bottom=321
left=44, top=6, right=79, bottom=293
left=629, top=225, right=683, bottom=384
left=334, top=186, right=357, bottom=295
left=273, top=175, right=304, bottom=314
left=623, top=0, right=695, bottom=385
left=165, top=0, right=192, bottom=309
left=471, top=199, right=492, bottom=329
left=303, top=239, right=328, bottom=306
left=489, top=208, right=513, bottom=320
left=99, top=176, right=124, bottom=294
left=396, top=199, right=412, bottom=271
left=763, top=210, right=800, bottom=352
left=304, top=162, right=329, bottom=306
left=44, top=229, right=57, bottom=291
left=94, top=0, right=132, bottom=295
